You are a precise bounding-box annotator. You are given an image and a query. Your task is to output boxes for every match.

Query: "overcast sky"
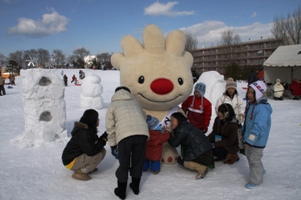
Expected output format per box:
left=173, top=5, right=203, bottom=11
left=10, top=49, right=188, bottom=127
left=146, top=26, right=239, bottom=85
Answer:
left=0, top=0, right=300, bottom=57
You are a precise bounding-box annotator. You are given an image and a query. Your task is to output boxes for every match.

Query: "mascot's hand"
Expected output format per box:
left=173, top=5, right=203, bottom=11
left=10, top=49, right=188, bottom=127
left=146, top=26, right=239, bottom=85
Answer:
left=111, top=24, right=193, bottom=71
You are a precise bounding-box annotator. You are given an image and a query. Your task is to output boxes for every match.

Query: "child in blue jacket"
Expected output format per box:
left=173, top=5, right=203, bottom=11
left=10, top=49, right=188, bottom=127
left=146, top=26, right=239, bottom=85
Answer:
left=243, top=80, right=272, bottom=189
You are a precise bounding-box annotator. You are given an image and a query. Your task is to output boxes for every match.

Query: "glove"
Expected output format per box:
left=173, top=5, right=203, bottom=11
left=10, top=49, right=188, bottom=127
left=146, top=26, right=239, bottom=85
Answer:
left=111, top=146, right=119, bottom=160
left=100, top=131, right=108, bottom=142
left=238, top=114, right=245, bottom=125
left=202, top=127, right=208, bottom=134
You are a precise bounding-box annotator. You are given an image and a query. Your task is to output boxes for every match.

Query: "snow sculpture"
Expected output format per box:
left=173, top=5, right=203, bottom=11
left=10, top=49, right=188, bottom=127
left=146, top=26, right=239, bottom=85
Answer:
left=197, top=71, right=226, bottom=122
left=20, top=69, right=66, bottom=142
left=80, top=73, right=103, bottom=110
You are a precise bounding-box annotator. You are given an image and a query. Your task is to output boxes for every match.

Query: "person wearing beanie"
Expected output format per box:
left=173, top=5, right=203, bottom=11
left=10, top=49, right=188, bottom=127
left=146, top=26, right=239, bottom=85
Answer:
left=273, top=78, right=284, bottom=100
left=106, top=86, right=149, bottom=199
left=242, top=80, right=272, bottom=189
left=143, top=115, right=170, bottom=174
left=181, top=82, right=212, bottom=134
left=215, top=77, right=245, bottom=154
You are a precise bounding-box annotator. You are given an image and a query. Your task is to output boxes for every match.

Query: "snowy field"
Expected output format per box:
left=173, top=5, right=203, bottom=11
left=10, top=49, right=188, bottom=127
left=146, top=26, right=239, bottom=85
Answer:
left=0, top=69, right=300, bottom=200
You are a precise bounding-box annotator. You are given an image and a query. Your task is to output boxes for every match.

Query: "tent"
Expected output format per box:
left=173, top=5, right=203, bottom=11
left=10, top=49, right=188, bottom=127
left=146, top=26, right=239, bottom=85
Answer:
left=263, top=44, right=301, bottom=84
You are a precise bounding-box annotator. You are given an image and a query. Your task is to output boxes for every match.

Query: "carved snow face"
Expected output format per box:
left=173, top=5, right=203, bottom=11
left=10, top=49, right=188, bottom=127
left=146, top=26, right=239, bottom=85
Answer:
left=111, top=24, right=194, bottom=111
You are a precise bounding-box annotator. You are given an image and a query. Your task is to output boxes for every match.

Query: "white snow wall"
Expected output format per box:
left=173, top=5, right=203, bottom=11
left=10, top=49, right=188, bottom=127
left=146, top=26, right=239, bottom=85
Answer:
left=20, top=69, right=66, bottom=141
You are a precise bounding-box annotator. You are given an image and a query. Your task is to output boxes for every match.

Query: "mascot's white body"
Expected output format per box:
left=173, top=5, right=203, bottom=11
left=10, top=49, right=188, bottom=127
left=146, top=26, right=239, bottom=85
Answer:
left=111, top=24, right=194, bottom=164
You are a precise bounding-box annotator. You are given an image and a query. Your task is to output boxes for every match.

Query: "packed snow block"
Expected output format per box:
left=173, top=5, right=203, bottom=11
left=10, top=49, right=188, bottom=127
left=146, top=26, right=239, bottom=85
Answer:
left=80, top=73, right=104, bottom=110
left=20, top=69, right=66, bottom=142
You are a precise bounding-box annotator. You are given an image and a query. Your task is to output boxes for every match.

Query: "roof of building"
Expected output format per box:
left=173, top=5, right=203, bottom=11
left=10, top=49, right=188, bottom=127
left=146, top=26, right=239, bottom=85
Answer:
left=264, top=44, right=301, bottom=67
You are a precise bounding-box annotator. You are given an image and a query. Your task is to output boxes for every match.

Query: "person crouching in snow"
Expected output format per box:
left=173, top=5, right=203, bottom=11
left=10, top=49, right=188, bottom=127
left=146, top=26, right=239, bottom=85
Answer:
left=243, top=80, right=272, bottom=189
left=207, top=103, right=240, bottom=164
left=181, top=82, right=212, bottom=134
left=167, top=112, right=214, bottom=180
left=143, top=115, right=170, bottom=174
left=61, top=109, right=107, bottom=181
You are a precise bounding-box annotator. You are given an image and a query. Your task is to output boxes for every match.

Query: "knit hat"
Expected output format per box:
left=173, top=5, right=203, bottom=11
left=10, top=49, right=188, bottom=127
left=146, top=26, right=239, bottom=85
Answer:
left=226, top=78, right=237, bottom=90
left=250, top=80, right=267, bottom=100
left=194, top=82, right=206, bottom=96
left=146, top=115, right=162, bottom=131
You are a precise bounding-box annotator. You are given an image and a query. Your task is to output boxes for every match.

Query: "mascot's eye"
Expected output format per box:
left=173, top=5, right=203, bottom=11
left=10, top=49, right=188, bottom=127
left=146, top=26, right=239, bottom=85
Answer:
left=178, top=78, right=184, bottom=85
left=138, top=76, right=145, bottom=84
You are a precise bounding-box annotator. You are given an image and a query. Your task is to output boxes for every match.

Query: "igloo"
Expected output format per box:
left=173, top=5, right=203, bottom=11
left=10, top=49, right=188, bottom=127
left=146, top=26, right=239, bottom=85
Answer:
left=20, top=69, right=66, bottom=142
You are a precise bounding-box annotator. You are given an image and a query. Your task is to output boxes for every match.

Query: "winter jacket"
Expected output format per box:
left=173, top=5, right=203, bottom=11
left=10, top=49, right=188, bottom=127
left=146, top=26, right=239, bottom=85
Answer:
left=61, top=122, right=107, bottom=165
left=168, top=121, right=212, bottom=161
left=290, top=80, right=301, bottom=96
left=207, top=117, right=239, bottom=154
left=145, top=130, right=170, bottom=161
left=243, top=98, right=272, bottom=148
left=106, top=89, right=149, bottom=147
left=181, top=95, right=212, bottom=131
left=215, top=93, right=245, bottom=120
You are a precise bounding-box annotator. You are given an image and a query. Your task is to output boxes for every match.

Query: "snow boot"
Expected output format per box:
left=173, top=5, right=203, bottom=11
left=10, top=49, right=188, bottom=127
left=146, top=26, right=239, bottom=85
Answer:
left=130, top=177, right=141, bottom=195
left=224, top=153, right=239, bottom=164
left=72, top=169, right=91, bottom=181
left=184, top=161, right=209, bottom=180
left=114, top=181, right=127, bottom=200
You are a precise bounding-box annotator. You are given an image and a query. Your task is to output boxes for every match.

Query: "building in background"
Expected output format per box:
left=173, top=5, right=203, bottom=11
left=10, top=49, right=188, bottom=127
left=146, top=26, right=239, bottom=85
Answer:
left=189, top=38, right=283, bottom=80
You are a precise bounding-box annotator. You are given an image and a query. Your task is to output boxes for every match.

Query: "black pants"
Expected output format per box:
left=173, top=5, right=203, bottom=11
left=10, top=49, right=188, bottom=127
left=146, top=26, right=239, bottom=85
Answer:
left=116, top=135, right=147, bottom=183
left=0, top=85, right=6, bottom=95
left=212, top=146, right=228, bottom=159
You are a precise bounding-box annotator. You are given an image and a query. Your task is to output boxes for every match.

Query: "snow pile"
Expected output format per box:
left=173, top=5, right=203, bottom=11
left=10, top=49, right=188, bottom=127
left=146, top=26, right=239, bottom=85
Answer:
left=80, top=73, right=104, bottom=110
left=19, top=69, right=67, bottom=145
left=196, top=71, right=226, bottom=122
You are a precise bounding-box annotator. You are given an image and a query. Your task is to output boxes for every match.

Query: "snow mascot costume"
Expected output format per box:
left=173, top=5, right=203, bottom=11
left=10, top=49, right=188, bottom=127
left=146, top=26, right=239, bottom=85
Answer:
left=111, top=24, right=194, bottom=164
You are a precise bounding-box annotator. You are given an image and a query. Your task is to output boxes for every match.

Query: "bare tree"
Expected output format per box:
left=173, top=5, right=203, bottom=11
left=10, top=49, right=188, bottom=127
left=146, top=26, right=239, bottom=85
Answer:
left=52, top=49, right=65, bottom=68
left=24, top=49, right=39, bottom=68
left=218, top=29, right=242, bottom=79
left=9, top=51, right=25, bottom=69
left=72, top=48, right=90, bottom=68
left=72, top=48, right=90, bottom=60
left=0, top=53, right=8, bottom=67
left=184, top=32, right=198, bottom=51
left=219, top=29, right=241, bottom=46
left=271, top=5, right=301, bottom=45
left=37, top=49, right=50, bottom=68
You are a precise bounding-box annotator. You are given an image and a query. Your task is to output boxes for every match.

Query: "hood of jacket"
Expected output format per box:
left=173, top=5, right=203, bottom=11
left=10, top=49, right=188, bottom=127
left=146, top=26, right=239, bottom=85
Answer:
left=70, top=122, right=88, bottom=136
left=111, top=89, right=134, bottom=102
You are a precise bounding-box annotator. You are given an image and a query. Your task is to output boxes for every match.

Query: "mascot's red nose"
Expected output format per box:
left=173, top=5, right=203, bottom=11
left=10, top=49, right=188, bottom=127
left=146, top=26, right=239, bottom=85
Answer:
left=150, top=78, right=174, bottom=95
